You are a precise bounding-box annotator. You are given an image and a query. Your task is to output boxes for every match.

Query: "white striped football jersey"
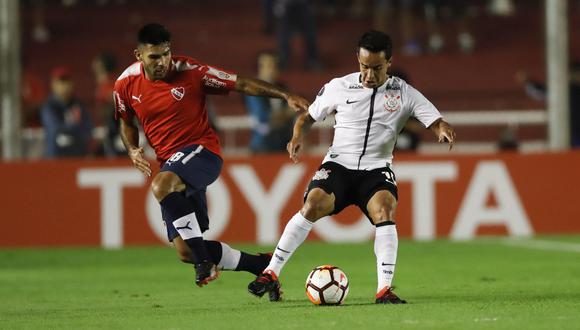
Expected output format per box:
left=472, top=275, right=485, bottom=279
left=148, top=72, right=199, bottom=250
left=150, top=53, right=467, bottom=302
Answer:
left=309, top=72, right=442, bottom=170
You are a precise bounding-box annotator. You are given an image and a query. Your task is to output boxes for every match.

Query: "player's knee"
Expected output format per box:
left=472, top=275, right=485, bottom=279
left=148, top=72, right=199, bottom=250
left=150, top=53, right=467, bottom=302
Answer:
left=302, top=192, right=334, bottom=220
left=368, top=192, right=397, bottom=225
left=370, top=206, right=395, bottom=225
left=151, top=172, right=184, bottom=201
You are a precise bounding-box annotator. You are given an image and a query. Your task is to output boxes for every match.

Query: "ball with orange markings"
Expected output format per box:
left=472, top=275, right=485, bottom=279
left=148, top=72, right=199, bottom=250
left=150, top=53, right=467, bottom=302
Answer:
left=305, top=265, right=349, bottom=305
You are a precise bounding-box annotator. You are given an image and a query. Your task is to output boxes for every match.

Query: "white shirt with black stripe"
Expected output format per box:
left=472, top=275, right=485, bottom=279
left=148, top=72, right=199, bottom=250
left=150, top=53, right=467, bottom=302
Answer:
left=309, top=73, right=442, bottom=170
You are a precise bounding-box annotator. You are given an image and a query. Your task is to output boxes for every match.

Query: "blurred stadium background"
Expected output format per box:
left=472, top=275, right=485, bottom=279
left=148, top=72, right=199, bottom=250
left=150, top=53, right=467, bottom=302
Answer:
left=1, top=1, right=580, bottom=328
left=2, top=0, right=578, bottom=157
left=0, top=0, right=579, bottom=249
left=0, top=0, right=579, bottom=248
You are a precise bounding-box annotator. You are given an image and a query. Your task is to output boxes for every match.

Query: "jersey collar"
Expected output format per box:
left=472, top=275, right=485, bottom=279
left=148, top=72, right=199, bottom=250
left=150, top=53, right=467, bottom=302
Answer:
left=357, top=74, right=391, bottom=90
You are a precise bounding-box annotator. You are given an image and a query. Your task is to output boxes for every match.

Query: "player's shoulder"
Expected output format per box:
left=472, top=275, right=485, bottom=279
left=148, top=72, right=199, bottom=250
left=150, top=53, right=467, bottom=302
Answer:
left=385, top=75, right=409, bottom=90
left=116, top=61, right=141, bottom=83
left=114, top=61, right=142, bottom=92
left=172, top=55, right=203, bottom=73
left=328, top=72, right=360, bottom=87
left=322, top=72, right=361, bottom=95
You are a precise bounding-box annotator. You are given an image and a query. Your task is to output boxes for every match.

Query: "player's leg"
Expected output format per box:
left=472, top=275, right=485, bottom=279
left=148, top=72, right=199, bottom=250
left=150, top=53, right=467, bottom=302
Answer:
left=172, top=238, right=271, bottom=276
left=185, top=189, right=271, bottom=275
left=248, top=162, right=347, bottom=301
left=153, top=171, right=218, bottom=286
left=266, top=187, right=334, bottom=275
left=247, top=188, right=333, bottom=300
left=363, top=167, right=407, bottom=304
left=154, top=145, right=223, bottom=286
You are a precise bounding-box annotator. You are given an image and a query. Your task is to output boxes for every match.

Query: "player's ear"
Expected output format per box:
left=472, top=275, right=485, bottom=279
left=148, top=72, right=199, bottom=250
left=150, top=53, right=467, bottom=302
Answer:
left=387, top=57, right=393, bottom=68
left=134, top=48, right=142, bottom=61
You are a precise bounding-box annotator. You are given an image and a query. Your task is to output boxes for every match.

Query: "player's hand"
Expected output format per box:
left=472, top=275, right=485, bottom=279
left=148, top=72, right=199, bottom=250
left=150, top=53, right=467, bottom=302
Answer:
left=437, top=121, right=456, bottom=151
left=128, top=147, right=152, bottom=176
left=286, top=94, right=310, bottom=113
left=287, top=136, right=304, bottom=163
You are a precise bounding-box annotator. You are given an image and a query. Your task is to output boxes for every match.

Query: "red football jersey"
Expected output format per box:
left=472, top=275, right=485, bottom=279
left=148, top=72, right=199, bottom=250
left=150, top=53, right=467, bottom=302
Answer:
left=113, top=55, right=236, bottom=162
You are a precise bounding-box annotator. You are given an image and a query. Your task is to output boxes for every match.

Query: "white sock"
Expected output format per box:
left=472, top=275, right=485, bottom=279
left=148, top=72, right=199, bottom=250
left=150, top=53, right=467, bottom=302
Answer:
left=375, top=223, right=398, bottom=293
left=217, top=242, right=241, bottom=271
left=266, top=212, right=314, bottom=276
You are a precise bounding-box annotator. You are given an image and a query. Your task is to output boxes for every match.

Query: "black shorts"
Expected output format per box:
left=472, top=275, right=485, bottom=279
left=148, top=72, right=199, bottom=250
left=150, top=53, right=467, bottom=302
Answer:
left=304, top=161, right=398, bottom=222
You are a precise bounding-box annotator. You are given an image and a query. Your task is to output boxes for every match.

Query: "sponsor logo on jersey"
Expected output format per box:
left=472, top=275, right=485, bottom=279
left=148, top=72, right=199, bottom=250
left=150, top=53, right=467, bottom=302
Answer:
left=312, top=168, right=331, bottom=180
left=386, top=78, right=401, bottom=90
left=384, top=91, right=401, bottom=112
left=330, top=154, right=339, bottom=158
left=346, top=99, right=359, bottom=104
left=348, top=84, right=363, bottom=89
left=203, top=76, right=227, bottom=89
left=207, top=66, right=234, bottom=81
left=132, top=94, right=142, bottom=104
left=170, top=87, right=185, bottom=101
left=217, top=71, right=231, bottom=79
left=317, top=86, right=325, bottom=96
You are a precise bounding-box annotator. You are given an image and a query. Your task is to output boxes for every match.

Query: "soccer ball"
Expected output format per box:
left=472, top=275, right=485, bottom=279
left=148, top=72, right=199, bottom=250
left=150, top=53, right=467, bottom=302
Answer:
left=305, top=265, right=349, bottom=305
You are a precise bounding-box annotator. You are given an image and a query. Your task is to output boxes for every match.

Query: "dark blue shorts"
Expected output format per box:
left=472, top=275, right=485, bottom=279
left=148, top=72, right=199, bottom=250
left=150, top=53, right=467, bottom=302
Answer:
left=159, top=144, right=223, bottom=241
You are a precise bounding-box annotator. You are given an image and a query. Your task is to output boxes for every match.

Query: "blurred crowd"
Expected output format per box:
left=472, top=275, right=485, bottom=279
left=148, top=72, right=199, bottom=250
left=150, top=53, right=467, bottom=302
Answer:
left=16, top=0, right=579, bottom=159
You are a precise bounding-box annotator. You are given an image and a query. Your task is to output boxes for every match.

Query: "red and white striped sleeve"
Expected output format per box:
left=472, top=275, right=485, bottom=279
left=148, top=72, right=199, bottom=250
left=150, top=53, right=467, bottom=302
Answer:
left=199, top=64, right=237, bottom=95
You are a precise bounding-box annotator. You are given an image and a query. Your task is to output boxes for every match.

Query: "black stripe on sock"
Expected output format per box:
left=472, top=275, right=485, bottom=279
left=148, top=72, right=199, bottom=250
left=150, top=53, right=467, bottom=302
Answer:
left=376, top=220, right=396, bottom=227
left=276, top=246, right=291, bottom=253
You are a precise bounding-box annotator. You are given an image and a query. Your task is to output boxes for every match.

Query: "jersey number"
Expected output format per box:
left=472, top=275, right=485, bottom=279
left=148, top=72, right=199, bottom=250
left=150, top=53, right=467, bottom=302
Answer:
left=167, top=152, right=185, bottom=163
left=382, top=170, right=397, bottom=185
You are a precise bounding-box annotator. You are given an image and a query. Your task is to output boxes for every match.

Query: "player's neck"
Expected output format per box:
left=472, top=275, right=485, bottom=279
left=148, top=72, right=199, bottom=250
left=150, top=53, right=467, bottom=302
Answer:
left=142, top=63, right=174, bottom=82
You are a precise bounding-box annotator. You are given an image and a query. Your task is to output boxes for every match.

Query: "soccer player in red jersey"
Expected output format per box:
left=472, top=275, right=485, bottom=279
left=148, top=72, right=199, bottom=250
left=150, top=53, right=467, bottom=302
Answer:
left=114, top=23, right=310, bottom=292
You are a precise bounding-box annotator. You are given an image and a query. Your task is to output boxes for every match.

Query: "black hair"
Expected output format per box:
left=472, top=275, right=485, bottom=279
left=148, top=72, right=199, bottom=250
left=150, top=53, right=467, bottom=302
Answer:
left=357, top=30, right=393, bottom=59
left=137, top=23, right=171, bottom=45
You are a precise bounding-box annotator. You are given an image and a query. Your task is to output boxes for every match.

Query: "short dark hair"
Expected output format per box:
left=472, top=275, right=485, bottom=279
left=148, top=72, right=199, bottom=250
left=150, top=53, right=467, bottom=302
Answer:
left=138, top=23, right=171, bottom=45
left=357, top=30, right=392, bottom=59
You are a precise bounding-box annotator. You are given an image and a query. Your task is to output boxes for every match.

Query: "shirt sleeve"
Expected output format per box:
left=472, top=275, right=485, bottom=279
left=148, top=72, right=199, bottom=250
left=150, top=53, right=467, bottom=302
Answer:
left=308, top=83, right=337, bottom=122
left=405, top=83, right=442, bottom=128
left=200, top=65, right=237, bottom=95
left=112, top=80, right=134, bottom=121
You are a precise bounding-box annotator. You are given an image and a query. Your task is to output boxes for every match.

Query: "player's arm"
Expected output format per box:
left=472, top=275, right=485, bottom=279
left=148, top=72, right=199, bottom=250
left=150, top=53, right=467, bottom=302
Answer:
left=234, top=76, right=310, bottom=112
left=405, top=83, right=456, bottom=150
left=287, top=111, right=316, bottom=163
left=429, top=118, right=456, bottom=150
left=120, top=117, right=151, bottom=176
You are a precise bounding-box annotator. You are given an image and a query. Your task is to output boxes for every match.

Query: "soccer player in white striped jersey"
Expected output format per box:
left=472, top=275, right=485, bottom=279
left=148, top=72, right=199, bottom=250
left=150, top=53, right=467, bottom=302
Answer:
left=248, top=30, right=456, bottom=304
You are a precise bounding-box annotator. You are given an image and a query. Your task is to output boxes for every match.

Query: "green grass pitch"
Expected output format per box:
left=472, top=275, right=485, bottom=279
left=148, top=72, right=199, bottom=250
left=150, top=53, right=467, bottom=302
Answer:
left=1, top=237, right=580, bottom=329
